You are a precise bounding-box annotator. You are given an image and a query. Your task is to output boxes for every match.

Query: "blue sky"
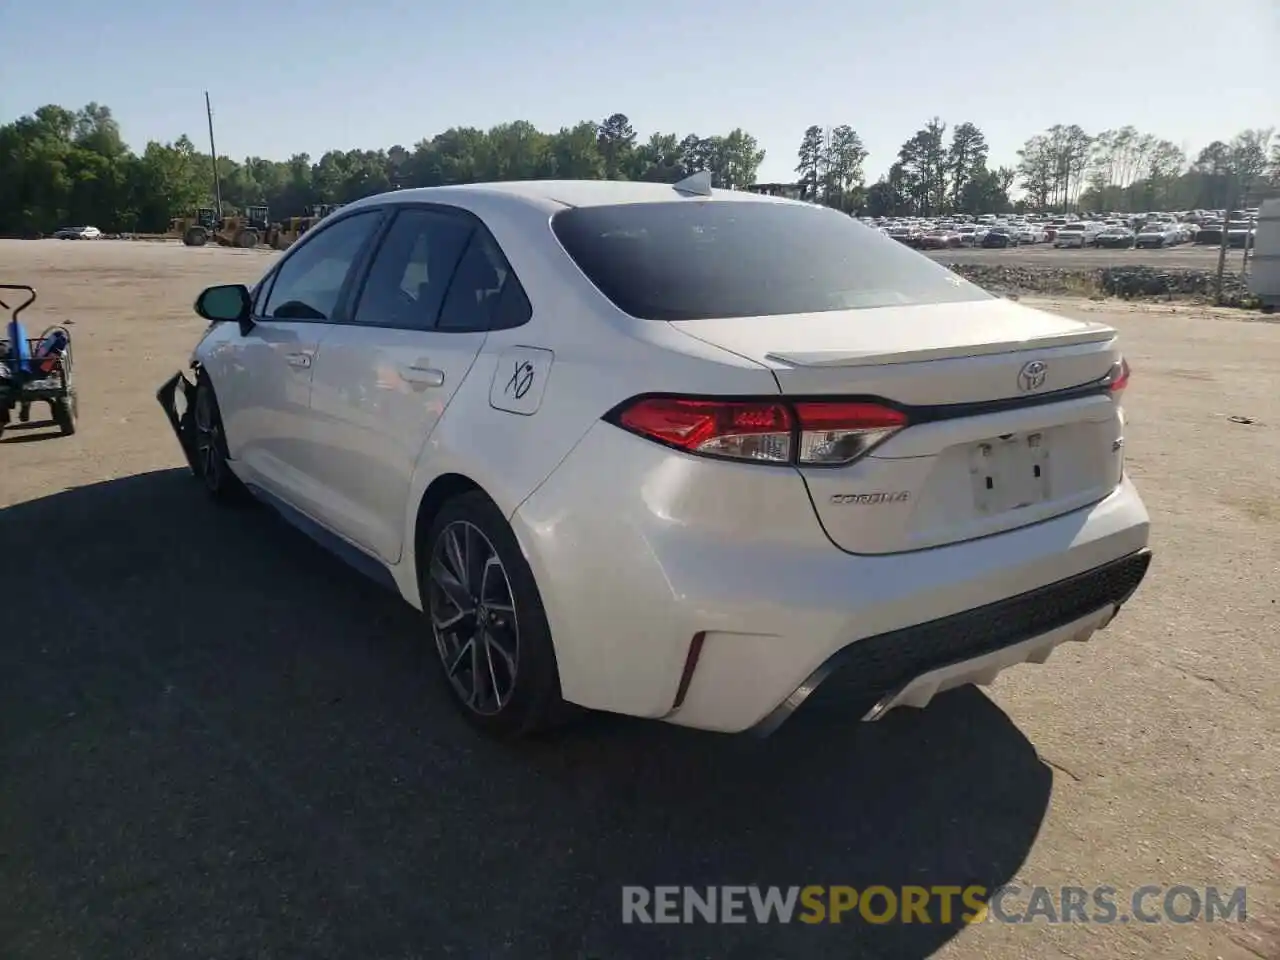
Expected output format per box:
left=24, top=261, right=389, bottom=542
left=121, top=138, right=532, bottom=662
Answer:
left=2, top=0, right=1275, bottom=182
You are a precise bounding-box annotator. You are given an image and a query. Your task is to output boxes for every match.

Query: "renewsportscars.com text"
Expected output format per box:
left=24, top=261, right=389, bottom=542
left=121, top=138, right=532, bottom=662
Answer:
left=621, top=884, right=1248, bottom=925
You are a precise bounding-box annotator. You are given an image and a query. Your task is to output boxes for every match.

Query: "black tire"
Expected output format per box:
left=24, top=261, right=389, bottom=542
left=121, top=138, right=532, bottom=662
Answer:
left=421, top=491, right=566, bottom=738
left=192, top=374, right=248, bottom=503
left=51, top=393, right=76, bottom=436
left=234, top=229, right=259, bottom=249
left=184, top=226, right=208, bottom=247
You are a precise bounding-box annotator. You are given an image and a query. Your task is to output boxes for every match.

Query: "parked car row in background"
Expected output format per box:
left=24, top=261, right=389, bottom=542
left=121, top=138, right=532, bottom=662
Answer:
left=35, top=207, right=1263, bottom=252
left=863, top=207, right=1258, bottom=251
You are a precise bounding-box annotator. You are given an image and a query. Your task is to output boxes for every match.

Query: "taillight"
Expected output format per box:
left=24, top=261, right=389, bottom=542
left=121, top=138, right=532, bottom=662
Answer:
left=1106, top=358, right=1131, bottom=397
left=793, top=401, right=908, bottom=465
left=616, top=398, right=793, bottom=463
left=610, top=396, right=909, bottom=466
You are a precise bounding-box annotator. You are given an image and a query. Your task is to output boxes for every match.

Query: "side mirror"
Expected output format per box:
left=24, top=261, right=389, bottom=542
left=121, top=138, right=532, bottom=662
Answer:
left=194, top=284, right=254, bottom=334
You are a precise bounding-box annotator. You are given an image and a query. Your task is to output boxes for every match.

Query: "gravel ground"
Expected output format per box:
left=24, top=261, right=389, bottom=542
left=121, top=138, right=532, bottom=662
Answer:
left=1, top=240, right=1277, bottom=960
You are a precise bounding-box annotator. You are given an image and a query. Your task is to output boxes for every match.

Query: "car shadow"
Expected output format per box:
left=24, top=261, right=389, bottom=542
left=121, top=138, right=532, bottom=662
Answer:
left=0, top=469, right=1053, bottom=960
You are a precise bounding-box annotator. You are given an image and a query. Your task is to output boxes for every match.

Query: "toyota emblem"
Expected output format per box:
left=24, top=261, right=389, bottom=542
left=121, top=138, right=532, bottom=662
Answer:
left=1018, top=360, right=1048, bottom=392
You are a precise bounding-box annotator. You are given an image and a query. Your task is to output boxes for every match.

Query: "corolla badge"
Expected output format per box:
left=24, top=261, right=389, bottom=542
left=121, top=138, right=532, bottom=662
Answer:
left=1017, top=360, right=1048, bottom=392
left=830, top=491, right=911, bottom=505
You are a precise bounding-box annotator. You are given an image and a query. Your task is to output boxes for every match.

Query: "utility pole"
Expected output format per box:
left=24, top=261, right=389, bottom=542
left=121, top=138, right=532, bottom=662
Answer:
left=205, top=91, right=223, bottom=219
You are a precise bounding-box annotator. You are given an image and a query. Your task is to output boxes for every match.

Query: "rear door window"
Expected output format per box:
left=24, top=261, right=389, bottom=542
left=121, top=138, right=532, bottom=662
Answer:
left=435, top=229, right=532, bottom=332
left=350, top=208, right=475, bottom=330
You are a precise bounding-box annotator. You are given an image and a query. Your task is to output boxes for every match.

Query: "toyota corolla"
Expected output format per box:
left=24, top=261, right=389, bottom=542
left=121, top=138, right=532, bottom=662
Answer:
left=157, top=175, right=1151, bottom=738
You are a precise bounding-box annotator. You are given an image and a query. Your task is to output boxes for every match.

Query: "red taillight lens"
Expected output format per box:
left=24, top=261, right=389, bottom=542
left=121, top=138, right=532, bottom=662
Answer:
left=612, top=397, right=908, bottom=466
left=1107, top=358, right=1131, bottom=397
left=617, top=398, right=794, bottom=463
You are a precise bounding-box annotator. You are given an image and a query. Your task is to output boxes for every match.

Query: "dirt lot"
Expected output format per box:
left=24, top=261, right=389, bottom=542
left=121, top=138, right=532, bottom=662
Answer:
left=1, top=239, right=1277, bottom=960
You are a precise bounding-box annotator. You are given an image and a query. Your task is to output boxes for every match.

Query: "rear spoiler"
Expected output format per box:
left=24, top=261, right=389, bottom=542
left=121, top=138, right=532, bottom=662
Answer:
left=766, top=324, right=1116, bottom=369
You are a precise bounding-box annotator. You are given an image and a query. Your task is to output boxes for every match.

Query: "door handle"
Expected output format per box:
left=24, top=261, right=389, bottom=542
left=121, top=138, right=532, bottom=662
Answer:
left=400, top=365, right=445, bottom=387
left=285, top=352, right=312, bottom=369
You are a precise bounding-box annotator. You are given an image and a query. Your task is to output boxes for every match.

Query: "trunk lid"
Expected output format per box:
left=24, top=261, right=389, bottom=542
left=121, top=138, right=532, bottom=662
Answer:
left=671, top=299, right=1127, bottom=554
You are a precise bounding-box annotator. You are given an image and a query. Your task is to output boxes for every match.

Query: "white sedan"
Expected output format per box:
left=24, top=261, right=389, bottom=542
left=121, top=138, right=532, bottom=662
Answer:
left=1135, top=223, right=1181, bottom=248
left=52, top=225, right=102, bottom=240
left=157, top=176, right=1151, bottom=738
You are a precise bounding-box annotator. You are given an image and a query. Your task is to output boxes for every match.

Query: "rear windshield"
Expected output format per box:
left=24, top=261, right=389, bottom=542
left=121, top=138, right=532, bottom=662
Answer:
left=550, top=201, right=991, bottom=321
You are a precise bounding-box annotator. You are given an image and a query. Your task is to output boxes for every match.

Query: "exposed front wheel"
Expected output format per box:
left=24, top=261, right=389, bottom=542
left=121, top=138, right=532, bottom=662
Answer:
left=422, top=492, right=566, bottom=738
left=192, top=375, right=248, bottom=503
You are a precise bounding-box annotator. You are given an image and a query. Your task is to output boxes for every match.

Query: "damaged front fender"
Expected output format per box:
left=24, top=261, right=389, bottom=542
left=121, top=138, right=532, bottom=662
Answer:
left=156, top=369, right=201, bottom=476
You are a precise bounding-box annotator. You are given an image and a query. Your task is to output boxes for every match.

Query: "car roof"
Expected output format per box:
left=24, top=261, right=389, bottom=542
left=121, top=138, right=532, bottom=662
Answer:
left=342, top=179, right=793, bottom=215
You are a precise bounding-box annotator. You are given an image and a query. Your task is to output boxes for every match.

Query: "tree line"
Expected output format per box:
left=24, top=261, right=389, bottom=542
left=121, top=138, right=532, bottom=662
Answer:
left=838, top=118, right=1279, bottom=218
left=0, top=105, right=765, bottom=235
left=4, top=102, right=1278, bottom=235
left=1018, top=125, right=1275, bottom=213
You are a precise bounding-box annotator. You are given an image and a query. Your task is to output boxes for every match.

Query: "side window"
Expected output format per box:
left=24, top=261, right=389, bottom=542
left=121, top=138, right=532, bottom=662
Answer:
left=436, top=228, right=532, bottom=332
left=351, top=208, right=474, bottom=330
left=262, top=211, right=382, bottom=321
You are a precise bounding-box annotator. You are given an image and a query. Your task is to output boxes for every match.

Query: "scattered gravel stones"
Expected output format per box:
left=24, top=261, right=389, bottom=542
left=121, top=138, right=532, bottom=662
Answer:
left=1098, top=265, right=1249, bottom=303
left=946, top=263, right=1256, bottom=307
left=947, top=265, right=1085, bottom=297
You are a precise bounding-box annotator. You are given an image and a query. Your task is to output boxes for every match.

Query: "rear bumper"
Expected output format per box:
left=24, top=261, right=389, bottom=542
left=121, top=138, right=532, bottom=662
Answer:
left=156, top=370, right=200, bottom=475
left=751, top=548, right=1151, bottom=735
left=513, top=420, right=1152, bottom=733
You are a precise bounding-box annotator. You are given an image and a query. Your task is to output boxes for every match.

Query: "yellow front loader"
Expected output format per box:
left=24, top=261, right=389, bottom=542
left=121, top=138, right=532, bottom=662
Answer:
left=173, top=205, right=274, bottom=248
left=271, top=203, right=344, bottom=250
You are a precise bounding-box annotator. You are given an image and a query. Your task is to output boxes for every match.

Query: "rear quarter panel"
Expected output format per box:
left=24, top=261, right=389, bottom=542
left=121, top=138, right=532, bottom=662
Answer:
left=392, top=197, right=779, bottom=606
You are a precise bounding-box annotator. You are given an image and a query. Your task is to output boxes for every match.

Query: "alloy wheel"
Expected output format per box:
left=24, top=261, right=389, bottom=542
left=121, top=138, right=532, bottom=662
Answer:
left=428, top=520, right=520, bottom=715
left=193, top=385, right=223, bottom=491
